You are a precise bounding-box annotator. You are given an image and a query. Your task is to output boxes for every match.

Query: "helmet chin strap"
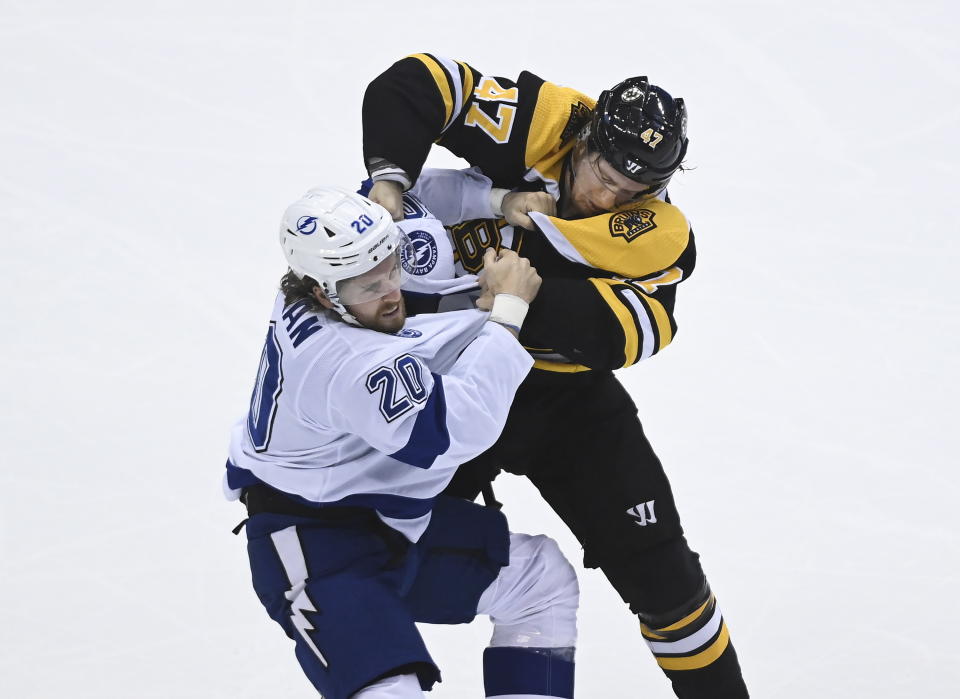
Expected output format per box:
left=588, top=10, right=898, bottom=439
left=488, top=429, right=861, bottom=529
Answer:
left=338, top=310, right=362, bottom=327
left=329, top=300, right=362, bottom=327
left=320, top=282, right=363, bottom=327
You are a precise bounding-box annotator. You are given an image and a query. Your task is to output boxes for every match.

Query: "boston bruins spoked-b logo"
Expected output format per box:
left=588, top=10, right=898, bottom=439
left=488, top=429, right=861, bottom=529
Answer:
left=561, top=101, right=593, bottom=144
left=609, top=209, right=657, bottom=242
left=401, top=230, right=439, bottom=275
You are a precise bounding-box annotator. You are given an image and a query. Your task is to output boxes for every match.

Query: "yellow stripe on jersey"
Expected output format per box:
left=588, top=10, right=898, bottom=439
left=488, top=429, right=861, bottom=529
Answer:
left=408, top=53, right=454, bottom=129
left=637, top=289, right=673, bottom=349
left=545, top=199, right=690, bottom=279
left=456, top=60, right=474, bottom=111
left=589, top=278, right=639, bottom=367
left=525, top=82, right=596, bottom=183
left=656, top=622, right=731, bottom=671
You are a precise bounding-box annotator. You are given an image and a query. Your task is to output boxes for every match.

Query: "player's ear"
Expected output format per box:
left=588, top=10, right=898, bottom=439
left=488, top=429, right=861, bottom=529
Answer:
left=312, top=287, right=335, bottom=310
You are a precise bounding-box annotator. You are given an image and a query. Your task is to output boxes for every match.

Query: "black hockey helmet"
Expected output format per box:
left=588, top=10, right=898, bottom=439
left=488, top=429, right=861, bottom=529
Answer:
left=587, top=76, right=688, bottom=191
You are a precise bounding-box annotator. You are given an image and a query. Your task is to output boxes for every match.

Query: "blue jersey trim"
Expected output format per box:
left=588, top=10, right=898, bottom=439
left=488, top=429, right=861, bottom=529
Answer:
left=225, top=459, right=262, bottom=490
left=225, top=460, right=436, bottom=519
left=388, top=374, right=451, bottom=469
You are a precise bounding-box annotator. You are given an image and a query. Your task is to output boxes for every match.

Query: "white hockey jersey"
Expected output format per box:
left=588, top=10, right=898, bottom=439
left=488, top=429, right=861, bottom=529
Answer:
left=391, top=168, right=487, bottom=298
left=226, top=292, right=531, bottom=541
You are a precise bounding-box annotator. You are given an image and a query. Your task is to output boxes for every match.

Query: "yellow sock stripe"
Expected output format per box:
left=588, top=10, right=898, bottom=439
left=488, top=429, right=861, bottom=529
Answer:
left=408, top=53, right=453, bottom=129
left=658, top=595, right=713, bottom=633
left=656, top=622, right=730, bottom=671
left=588, top=278, right=638, bottom=367
left=640, top=624, right=667, bottom=641
left=639, top=290, right=674, bottom=350
left=641, top=595, right=712, bottom=640
left=456, top=61, right=474, bottom=110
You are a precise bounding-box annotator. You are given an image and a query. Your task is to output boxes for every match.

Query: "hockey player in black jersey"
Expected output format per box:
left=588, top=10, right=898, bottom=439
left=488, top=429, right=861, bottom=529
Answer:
left=362, top=54, right=749, bottom=698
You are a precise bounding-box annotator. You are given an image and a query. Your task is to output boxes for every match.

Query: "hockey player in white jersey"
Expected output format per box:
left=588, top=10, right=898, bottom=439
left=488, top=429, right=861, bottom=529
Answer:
left=225, top=186, right=578, bottom=699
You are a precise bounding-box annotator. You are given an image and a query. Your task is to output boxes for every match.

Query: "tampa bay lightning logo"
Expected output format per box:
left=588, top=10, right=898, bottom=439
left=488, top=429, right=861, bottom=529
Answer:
left=401, top=230, right=438, bottom=275
left=394, top=328, right=423, bottom=338
left=296, top=216, right=318, bottom=235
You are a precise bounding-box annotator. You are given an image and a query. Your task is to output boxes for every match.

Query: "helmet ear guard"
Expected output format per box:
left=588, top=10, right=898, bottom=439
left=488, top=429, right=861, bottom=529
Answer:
left=587, top=76, right=689, bottom=192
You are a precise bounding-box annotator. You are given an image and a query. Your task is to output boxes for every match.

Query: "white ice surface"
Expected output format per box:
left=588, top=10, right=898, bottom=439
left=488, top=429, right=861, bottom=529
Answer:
left=2, top=1, right=958, bottom=697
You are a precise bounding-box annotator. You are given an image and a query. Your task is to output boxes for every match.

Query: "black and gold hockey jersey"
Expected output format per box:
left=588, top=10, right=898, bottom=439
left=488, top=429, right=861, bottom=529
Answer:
left=364, top=54, right=695, bottom=375
left=364, top=53, right=593, bottom=196
left=446, top=202, right=694, bottom=374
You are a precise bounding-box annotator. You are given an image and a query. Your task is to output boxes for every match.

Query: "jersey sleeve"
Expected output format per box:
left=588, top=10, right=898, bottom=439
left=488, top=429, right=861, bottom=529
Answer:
left=520, top=205, right=697, bottom=371
left=317, top=324, right=532, bottom=469
left=528, top=197, right=692, bottom=280
left=520, top=268, right=687, bottom=371
left=409, top=167, right=497, bottom=226
left=364, top=54, right=482, bottom=187
left=364, top=54, right=592, bottom=189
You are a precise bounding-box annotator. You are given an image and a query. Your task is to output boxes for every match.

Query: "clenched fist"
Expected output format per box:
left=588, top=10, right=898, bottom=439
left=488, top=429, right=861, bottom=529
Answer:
left=476, top=248, right=541, bottom=310
left=368, top=180, right=404, bottom=221
left=501, top=191, right=556, bottom=229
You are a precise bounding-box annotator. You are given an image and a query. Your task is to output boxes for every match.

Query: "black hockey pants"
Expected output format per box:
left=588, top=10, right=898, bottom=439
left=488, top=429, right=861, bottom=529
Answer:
left=444, top=370, right=749, bottom=698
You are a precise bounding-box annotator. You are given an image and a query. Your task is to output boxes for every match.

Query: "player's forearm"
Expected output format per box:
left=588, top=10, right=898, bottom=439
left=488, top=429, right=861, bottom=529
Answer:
left=521, top=278, right=678, bottom=370
left=409, top=168, right=499, bottom=225
left=363, top=58, right=447, bottom=186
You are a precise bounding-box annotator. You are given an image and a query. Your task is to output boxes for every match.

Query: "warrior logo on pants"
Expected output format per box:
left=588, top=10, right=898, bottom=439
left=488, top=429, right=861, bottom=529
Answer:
left=627, top=500, right=658, bottom=526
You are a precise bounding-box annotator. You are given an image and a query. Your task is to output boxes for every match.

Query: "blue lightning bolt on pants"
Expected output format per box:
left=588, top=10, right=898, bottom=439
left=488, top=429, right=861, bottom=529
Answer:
left=245, top=496, right=575, bottom=699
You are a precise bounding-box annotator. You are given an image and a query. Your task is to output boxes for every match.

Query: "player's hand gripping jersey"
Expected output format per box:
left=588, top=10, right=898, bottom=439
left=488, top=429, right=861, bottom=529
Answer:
left=364, top=54, right=696, bottom=374
left=385, top=172, right=693, bottom=373
left=225, top=299, right=532, bottom=541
